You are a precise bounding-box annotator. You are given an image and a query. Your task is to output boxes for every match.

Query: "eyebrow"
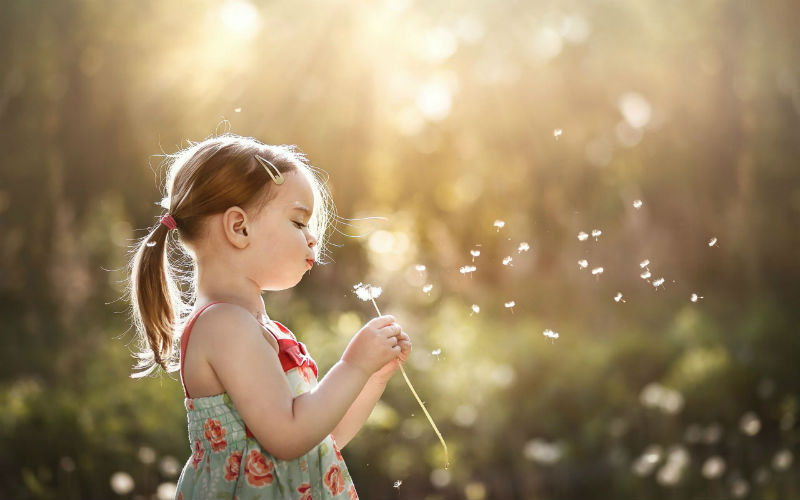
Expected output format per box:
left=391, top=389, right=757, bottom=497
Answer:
left=292, top=205, right=312, bottom=217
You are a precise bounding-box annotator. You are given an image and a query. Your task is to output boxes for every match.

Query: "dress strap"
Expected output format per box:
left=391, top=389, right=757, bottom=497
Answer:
left=180, top=301, right=224, bottom=399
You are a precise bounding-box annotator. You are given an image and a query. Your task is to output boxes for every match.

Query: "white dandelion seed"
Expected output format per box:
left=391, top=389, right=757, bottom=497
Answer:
left=577, top=231, right=589, bottom=241
left=578, top=259, right=589, bottom=269
left=471, top=304, right=480, bottom=315
left=394, top=480, right=403, bottom=489
left=652, top=277, right=665, bottom=288
left=234, top=107, right=242, bottom=113
left=470, top=249, right=481, bottom=261
left=459, top=265, right=477, bottom=275
left=431, top=349, right=442, bottom=357
left=554, top=128, right=563, bottom=139
left=422, top=284, right=433, bottom=294
left=502, top=256, right=513, bottom=266
left=591, top=229, right=602, bottom=241
left=690, top=293, right=703, bottom=303
left=708, top=237, right=718, bottom=247
left=591, top=267, right=604, bottom=276
left=518, top=242, right=530, bottom=253
left=614, top=292, right=625, bottom=303
left=640, top=270, right=652, bottom=280
left=633, top=199, right=643, bottom=209
left=639, top=259, right=650, bottom=268
left=504, top=301, right=516, bottom=313
left=353, top=282, right=383, bottom=301
left=493, top=220, right=505, bottom=231
left=415, top=264, right=427, bottom=272
left=543, top=329, right=560, bottom=340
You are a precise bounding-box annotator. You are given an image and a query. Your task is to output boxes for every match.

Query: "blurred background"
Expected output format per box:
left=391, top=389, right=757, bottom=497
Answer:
left=1, top=0, right=799, bottom=498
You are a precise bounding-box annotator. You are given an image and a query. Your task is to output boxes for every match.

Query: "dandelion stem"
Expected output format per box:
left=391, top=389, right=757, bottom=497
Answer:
left=367, top=296, right=450, bottom=469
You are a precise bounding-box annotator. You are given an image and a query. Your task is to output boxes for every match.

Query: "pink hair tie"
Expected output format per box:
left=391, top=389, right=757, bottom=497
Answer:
left=160, top=214, right=178, bottom=230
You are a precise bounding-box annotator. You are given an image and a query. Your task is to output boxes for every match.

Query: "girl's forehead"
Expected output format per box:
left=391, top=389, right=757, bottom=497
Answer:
left=273, top=170, right=315, bottom=210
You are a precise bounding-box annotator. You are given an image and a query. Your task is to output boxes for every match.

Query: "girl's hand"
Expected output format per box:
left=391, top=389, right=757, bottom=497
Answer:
left=372, top=331, right=412, bottom=384
left=341, top=316, right=404, bottom=376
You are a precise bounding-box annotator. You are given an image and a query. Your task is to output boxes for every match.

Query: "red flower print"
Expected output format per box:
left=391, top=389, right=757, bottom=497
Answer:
left=191, top=439, right=205, bottom=469
left=348, top=484, right=358, bottom=500
left=298, top=482, right=312, bottom=500
left=187, top=399, right=195, bottom=411
left=324, top=464, right=345, bottom=496
left=177, top=493, right=183, bottom=500
left=298, top=365, right=314, bottom=385
left=245, top=425, right=255, bottom=439
left=331, top=436, right=344, bottom=462
left=244, top=449, right=275, bottom=487
left=224, top=451, right=243, bottom=481
left=204, top=418, right=228, bottom=452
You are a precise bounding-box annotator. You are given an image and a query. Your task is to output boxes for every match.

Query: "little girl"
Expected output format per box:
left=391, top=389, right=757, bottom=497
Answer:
left=128, top=134, right=411, bottom=500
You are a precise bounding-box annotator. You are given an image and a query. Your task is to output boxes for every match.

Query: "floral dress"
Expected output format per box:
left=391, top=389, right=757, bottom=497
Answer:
left=175, top=302, right=359, bottom=500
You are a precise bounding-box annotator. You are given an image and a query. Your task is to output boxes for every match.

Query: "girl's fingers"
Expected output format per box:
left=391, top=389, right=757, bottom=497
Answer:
left=369, top=315, right=396, bottom=329
left=380, top=323, right=403, bottom=338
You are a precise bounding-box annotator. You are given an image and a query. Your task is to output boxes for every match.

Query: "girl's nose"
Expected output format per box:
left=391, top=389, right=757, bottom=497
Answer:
left=307, top=233, right=317, bottom=248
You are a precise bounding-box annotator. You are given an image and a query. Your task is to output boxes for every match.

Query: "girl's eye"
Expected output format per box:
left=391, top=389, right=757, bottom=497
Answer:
left=293, top=221, right=307, bottom=229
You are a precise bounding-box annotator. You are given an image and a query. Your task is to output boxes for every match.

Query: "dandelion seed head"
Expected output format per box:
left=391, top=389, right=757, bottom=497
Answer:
left=459, top=265, right=477, bottom=274
left=633, top=199, right=643, bottom=209
left=708, top=237, right=718, bottom=247
left=640, top=270, right=652, bottom=279
left=502, top=256, right=513, bottom=266
left=577, top=231, right=589, bottom=241
left=354, top=282, right=382, bottom=301
left=591, top=267, right=604, bottom=275
left=639, top=259, right=650, bottom=268
left=504, top=301, right=516, bottom=308
left=614, top=292, right=623, bottom=302
left=493, top=220, right=505, bottom=230
left=518, top=242, right=530, bottom=253
left=470, top=249, right=481, bottom=257
left=690, top=293, right=703, bottom=303
left=431, top=349, right=442, bottom=356
left=543, top=329, right=559, bottom=339
left=393, top=480, right=403, bottom=489
left=652, top=277, right=665, bottom=288
left=578, top=259, right=589, bottom=269
left=422, top=284, right=433, bottom=294
left=591, top=229, right=602, bottom=239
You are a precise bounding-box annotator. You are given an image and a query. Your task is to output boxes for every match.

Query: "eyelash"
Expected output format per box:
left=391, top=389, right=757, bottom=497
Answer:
left=293, top=221, right=307, bottom=229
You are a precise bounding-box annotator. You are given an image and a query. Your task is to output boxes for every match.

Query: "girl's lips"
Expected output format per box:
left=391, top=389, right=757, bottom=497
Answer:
left=306, top=259, right=314, bottom=268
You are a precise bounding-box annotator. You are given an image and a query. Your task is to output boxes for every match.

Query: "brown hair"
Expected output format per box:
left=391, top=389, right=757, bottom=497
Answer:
left=126, top=133, right=333, bottom=378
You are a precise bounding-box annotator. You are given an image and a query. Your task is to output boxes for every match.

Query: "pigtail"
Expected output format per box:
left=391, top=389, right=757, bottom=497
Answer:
left=128, top=218, right=183, bottom=378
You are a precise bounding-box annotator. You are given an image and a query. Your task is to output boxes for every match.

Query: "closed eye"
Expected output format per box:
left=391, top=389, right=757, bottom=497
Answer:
left=293, top=221, right=307, bottom=229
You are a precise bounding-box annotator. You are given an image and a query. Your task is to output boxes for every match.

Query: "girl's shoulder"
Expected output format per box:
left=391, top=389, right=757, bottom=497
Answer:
left=187, top=303, right=279, bottom=354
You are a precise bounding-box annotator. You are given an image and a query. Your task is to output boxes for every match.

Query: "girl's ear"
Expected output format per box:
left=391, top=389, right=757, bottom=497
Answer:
left=222, top=206, right=249, bottom=249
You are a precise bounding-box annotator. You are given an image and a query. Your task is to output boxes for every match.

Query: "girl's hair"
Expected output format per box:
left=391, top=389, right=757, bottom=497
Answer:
left=127, top=133, right=334, bottom=378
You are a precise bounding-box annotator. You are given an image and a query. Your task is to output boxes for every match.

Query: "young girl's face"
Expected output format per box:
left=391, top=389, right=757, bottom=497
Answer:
left=246, top=169, right=318, bottom=290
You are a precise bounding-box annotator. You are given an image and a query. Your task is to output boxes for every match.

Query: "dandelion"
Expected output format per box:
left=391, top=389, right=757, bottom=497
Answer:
left=652, top=277, right=665, bottom=288
left=352, top=282, right=449, bottom=469
left=470, top=304, right=480, bottom=315
left=690, top=293, right=703, bottom=303
left=708, top=237, right=718, bottom=247
left=591, top=267, right=604, bottom=276
left=553, top=128, right=563, bottom=139
left=415, top=264, right=427, bottom=272
left=504, top=301, right=516, bottom=313
left=633, top=199, right=643, bottom=209
left=502, top=256, right=513, bottom=266
left=577, top=231, right=589, bottom=241
left=422, top=284, right=434, bottom=294
left=614, top=292, right=626, bottom=303
left=470, top=249, right=481, bottom=261
left=640, top=270, right=652, bottom=280
left=518, top=242, right=530, bottom=253
left=639, top=259, right=650, bottom=268
left=591, top=229, right=602, bottom=241
left=493, top=220, right=505, bottom=231
left=578, top=259, right=589, bottom=269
